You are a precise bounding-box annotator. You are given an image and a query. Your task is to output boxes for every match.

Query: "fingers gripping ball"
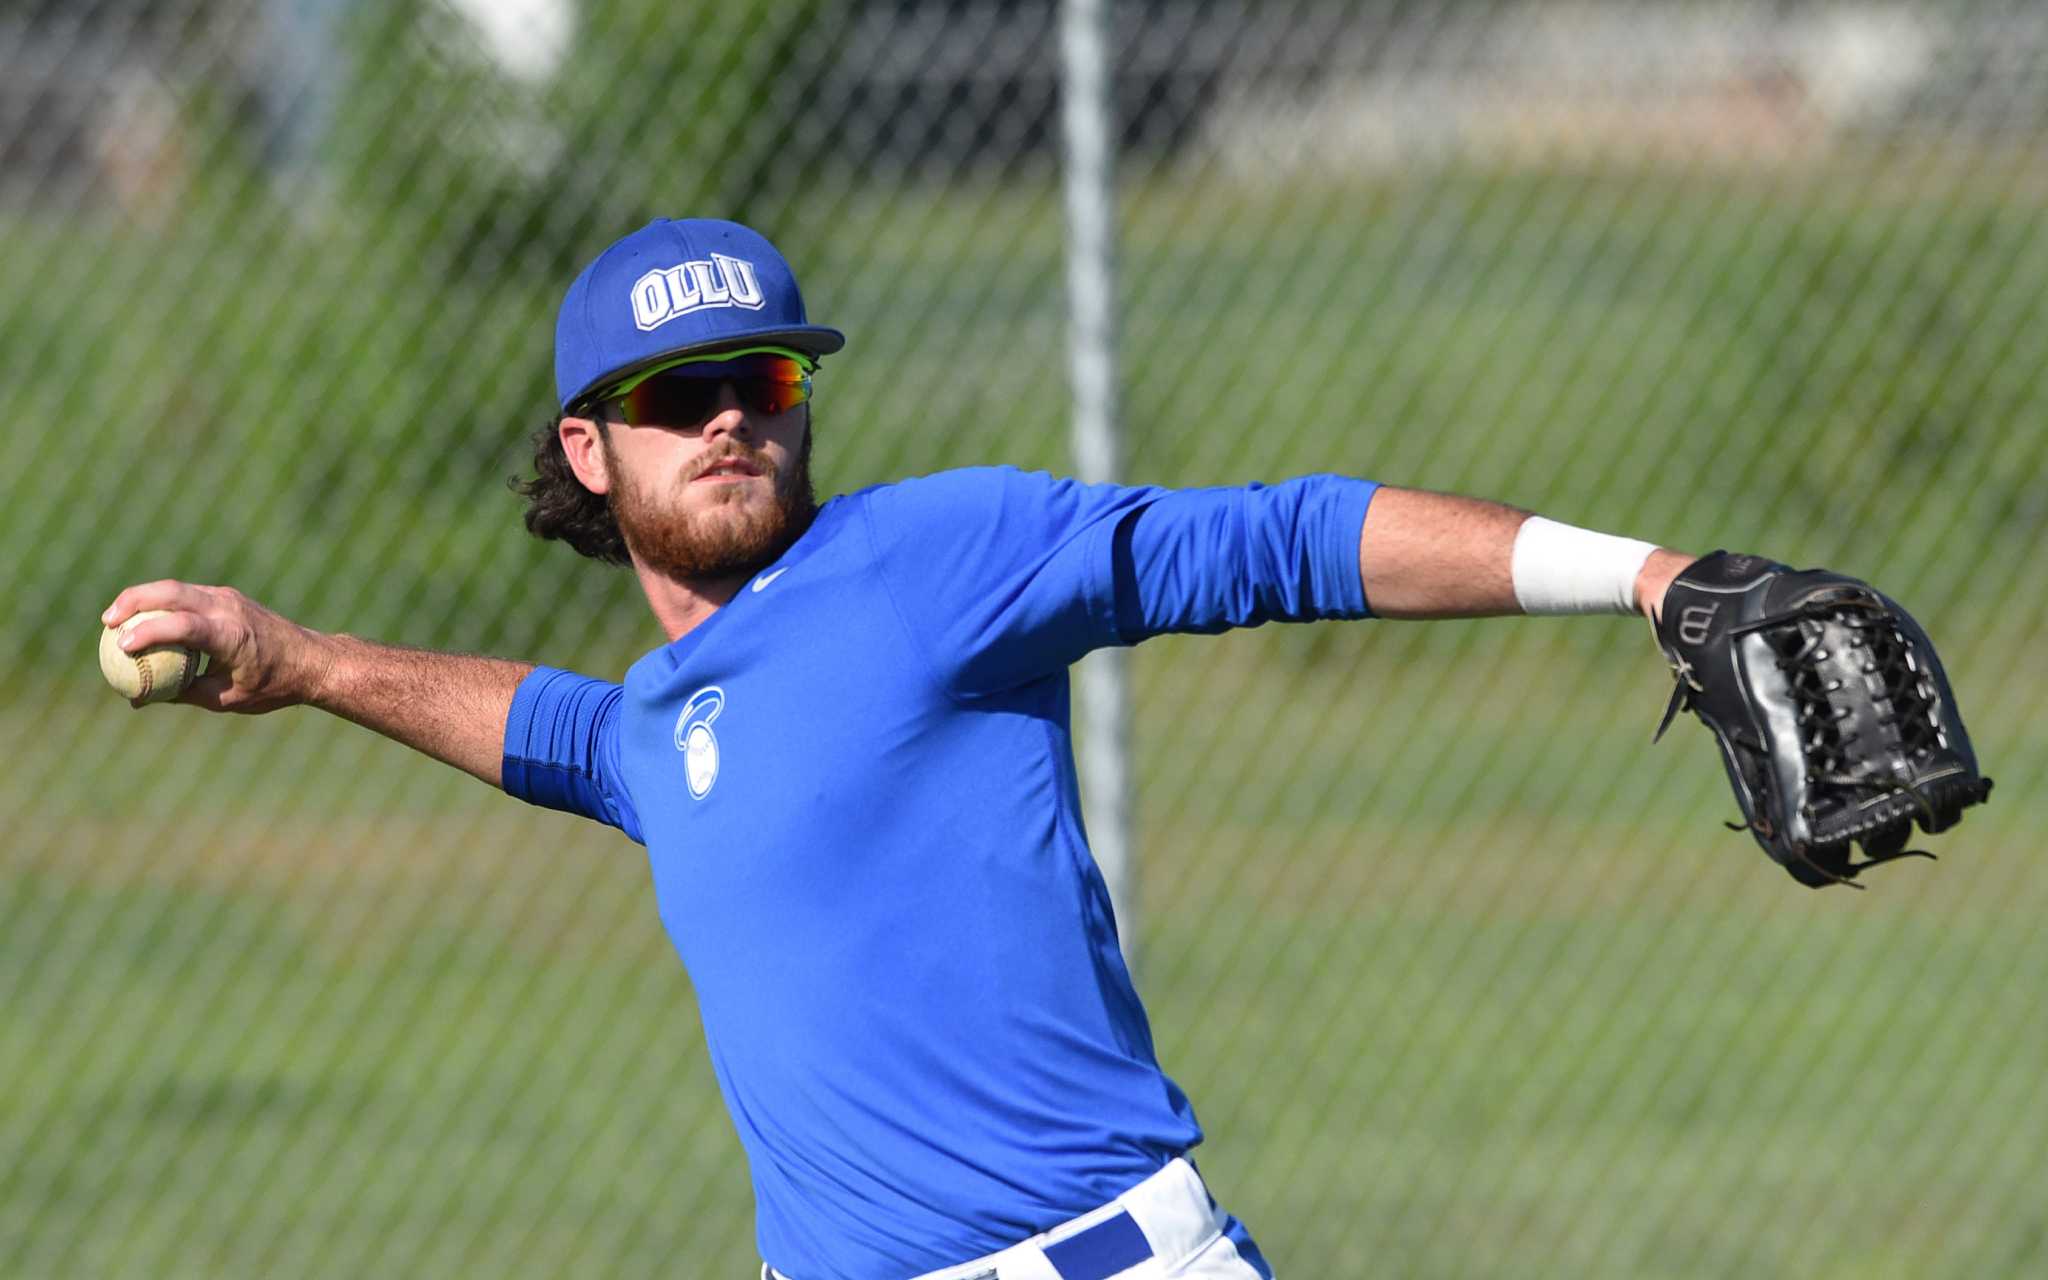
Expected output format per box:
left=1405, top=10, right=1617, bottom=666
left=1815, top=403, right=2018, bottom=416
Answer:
left=99, top=610, right=204, bottom=705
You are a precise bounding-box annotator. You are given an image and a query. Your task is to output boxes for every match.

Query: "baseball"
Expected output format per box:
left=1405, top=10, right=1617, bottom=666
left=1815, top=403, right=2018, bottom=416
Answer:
left=98, top=610, right=203, bottom=704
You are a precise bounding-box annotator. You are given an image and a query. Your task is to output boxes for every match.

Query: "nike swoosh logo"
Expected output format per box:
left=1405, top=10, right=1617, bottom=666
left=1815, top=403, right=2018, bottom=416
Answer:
left=750, top=567, right=790, bottom=593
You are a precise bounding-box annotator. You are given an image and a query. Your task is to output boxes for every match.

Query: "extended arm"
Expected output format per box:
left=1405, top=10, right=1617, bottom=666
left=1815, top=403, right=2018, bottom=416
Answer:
left=101, top=581, right=529, bottom=787
left=1109, top=477, right=1695, bottom=643
left=1357, top=486, right=1697, bottom=622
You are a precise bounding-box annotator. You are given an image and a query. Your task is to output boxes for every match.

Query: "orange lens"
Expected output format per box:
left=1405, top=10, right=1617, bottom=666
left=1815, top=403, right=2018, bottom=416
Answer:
left=616, top=355, right=811, bottom=426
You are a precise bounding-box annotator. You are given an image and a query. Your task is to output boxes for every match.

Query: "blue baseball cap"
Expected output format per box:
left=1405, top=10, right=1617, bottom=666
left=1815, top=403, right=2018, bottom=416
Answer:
left=554, top=218, right=845, bottom=412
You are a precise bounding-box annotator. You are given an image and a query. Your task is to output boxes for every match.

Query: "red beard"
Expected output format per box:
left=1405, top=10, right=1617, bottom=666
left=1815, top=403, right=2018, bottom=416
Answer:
left=603, top=430, right=817, bottom=582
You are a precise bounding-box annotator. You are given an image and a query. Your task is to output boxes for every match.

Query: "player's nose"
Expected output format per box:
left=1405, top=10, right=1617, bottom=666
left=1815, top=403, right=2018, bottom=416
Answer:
left=699, top=383, right=751, bottom=441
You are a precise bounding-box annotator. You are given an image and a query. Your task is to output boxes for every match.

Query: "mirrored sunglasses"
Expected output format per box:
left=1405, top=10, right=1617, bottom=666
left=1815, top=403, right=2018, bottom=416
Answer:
left=604, top=354, right=812, bottom=427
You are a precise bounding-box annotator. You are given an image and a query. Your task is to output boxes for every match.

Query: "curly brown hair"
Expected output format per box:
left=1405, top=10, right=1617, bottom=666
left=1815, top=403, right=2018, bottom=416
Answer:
left=511, top=415, right=631, bottom=566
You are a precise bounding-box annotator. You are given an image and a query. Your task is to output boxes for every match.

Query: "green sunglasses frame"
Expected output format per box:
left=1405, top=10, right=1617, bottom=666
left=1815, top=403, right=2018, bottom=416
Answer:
left=581, top=346, right=817, bottom=424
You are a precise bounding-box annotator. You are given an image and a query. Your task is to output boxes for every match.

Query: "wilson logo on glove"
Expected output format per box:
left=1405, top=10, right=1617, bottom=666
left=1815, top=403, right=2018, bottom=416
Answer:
left=1676, top=604, right=1718, bottom=647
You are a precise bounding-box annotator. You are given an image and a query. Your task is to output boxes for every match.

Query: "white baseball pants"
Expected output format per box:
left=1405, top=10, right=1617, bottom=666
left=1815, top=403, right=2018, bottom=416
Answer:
left=762, top=1157, right=1270, bottom=1279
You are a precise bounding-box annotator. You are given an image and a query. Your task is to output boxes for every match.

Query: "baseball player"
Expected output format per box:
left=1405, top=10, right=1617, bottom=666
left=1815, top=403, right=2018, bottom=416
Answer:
left=100, top=218, right=1887, bottom=1279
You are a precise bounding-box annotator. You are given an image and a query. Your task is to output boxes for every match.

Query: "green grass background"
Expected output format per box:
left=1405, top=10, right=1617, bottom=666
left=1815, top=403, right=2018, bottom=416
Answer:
left=4, top=153, right=2045, bottom=1277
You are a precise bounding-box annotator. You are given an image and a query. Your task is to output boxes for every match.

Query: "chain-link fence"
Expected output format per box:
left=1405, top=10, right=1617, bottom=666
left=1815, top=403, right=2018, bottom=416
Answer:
left=4, top=1, right=2044, bottom=1275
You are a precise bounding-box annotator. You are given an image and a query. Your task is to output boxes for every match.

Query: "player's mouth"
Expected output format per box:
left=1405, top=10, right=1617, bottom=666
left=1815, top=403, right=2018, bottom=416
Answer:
left=692, top=456, right=767, bottom=484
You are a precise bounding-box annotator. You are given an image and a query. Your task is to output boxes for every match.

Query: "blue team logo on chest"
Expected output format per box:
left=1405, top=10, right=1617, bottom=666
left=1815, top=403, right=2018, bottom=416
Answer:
left=674, top=685, right=726, bottom=799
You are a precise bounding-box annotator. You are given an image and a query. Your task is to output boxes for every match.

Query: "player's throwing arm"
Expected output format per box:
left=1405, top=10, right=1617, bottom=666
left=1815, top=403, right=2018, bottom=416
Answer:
left=98, top=580, right=531, bottom=787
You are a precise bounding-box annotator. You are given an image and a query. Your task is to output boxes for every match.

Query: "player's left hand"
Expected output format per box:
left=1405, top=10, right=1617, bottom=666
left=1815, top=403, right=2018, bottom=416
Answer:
left=1651, top=551, right=1994, bottom=887
left=1633, top=549, right=1699, bottom=626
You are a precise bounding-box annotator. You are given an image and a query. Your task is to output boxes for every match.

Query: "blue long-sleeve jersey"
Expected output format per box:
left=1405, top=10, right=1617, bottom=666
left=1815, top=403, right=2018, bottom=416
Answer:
left=502, top=467, right=1377, bottom=1279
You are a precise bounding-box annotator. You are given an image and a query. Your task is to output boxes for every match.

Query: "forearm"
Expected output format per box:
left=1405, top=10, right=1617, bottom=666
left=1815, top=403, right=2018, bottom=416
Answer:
left=1358, top=486, right=1695, bottom=620
left=306, top=634, right=531, bottom=787
left=103, top=581, right=532, bottom=788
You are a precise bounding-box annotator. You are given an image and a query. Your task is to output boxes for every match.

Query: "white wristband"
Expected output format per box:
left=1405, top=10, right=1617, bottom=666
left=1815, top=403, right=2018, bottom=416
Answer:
left=1511, top=516, right=1658, bottom=616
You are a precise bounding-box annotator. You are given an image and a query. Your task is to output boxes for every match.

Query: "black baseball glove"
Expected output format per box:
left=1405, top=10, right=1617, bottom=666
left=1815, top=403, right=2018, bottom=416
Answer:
left=1653, top=551, right=1993, bottom=888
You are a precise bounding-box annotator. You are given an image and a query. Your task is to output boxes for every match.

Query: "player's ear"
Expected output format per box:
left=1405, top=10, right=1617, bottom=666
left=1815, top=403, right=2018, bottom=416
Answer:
left=558, top=413, right=612, bottom=495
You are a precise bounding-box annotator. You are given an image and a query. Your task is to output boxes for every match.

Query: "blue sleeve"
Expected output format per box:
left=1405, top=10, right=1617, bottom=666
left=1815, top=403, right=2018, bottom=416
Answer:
left=862, top=467, right=1161, bottom=697
left=1112, top=475, right=1379, bottom=641
left=500, top=667, right=644, bottom=844
left=861, top=467, right=1377, bottom=698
